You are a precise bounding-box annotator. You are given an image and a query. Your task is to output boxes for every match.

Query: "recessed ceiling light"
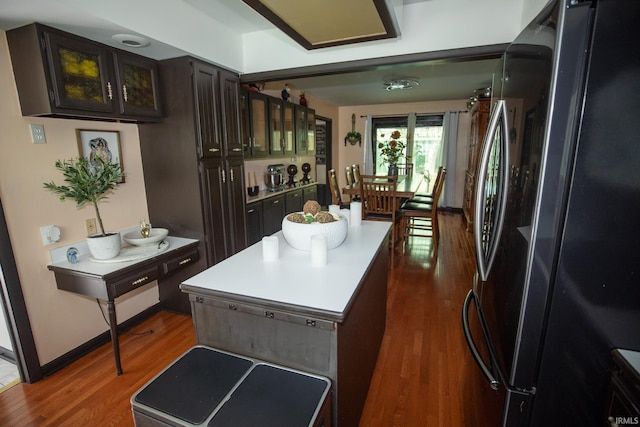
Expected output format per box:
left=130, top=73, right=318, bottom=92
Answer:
left=112, top=34, right=150, bottom=48
left=384, top=79, right=419, bottom=91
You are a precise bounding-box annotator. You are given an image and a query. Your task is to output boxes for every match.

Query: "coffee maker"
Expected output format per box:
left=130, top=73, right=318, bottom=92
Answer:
left=264, top=164, right=285, bottom=192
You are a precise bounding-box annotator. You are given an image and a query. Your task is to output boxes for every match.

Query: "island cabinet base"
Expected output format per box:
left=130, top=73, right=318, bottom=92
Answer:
left=187, top=242, right=388, bottom=427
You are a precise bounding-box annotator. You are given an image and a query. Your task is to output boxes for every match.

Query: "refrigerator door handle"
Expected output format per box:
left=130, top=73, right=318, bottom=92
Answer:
left=462, top=289, right=499, bottom=391
left=473, top=99, right=510, bottom=281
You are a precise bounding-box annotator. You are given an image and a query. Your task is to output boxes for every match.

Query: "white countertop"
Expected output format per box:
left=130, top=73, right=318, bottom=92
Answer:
left=246, top=181, right=317, bottom=204
left=48, top=236, right=198, bottom=276
left=181, top=221, right=391, bottom=316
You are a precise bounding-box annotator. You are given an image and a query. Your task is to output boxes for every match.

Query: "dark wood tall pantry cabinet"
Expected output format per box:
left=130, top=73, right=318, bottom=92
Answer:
left=138, top=56, right=247, bottom=314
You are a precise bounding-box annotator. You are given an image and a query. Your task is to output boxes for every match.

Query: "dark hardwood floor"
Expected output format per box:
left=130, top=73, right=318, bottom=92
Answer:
left=0, top=212, right=476, bottom=426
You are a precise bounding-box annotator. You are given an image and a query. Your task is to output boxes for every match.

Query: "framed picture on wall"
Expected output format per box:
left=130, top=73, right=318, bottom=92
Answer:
left=76, top=129, right=124, bottom=183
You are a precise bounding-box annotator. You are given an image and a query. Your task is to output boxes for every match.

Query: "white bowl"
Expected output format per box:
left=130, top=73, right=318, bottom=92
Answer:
left=123, top=228, right=169, bottom=246
left=281, top=213, right=348, bottom=251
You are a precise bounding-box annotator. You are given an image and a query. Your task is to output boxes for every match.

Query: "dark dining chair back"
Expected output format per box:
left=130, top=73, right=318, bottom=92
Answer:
left=400, top=169, right=446, bottom=250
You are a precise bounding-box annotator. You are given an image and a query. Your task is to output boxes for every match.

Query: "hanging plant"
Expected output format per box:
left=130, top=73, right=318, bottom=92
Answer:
left=345, top=113, right=362, bottom=146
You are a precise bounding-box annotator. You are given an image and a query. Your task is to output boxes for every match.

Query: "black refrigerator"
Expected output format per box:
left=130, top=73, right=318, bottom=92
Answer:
left=461, top=0, right=640, bottom=425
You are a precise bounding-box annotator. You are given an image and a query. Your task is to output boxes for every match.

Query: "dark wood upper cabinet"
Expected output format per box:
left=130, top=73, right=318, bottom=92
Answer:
left=6, top=23, right=161, bottom=122
left=242, top=91, right=269, bottom=158
left=269, top=97, right=285, bottom=156
left=220, top=70, right=244, bottom=157
left=295, top=106, right=316, bottom=155
left=193, top=61, right=223, bottom=157
left=283, top=102, right=296, bottom=156
left=113, top=52, right=162, bottom=118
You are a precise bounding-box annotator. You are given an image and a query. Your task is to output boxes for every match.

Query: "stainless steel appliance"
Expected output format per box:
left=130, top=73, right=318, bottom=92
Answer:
left=264, top=164, right=285, bottom=192
left=462, top=1, right=640, bottom=425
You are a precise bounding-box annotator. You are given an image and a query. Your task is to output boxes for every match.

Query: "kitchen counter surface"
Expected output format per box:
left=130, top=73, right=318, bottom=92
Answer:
left=246, top=181, right=317, bottom=204
left=48, top=236, right=198, bottom=277
left=181, top=221, right=391, bottom=320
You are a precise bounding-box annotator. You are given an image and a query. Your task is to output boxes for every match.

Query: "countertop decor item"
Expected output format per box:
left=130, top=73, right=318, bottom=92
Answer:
left=282, top=211, right=348, bottom=251
left=43, top=156, right=125, bottom=260
left=123, top=227, right=169, bottom=247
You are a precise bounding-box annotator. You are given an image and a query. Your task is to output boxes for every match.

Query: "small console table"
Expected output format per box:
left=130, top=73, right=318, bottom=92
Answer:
left=47, top=236, right=199, bottom=375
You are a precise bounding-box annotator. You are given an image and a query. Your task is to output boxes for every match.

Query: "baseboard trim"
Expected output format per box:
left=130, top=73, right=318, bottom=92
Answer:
left=41, top=304, right=161, bottom=377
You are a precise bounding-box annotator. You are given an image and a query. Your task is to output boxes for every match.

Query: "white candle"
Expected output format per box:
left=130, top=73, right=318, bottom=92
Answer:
left=350, top=201, right=362, bottom=227
left=262, top=236, right=279, bottom=262
left=340, top=209, right=351, bottom=226
left=328, top=204, right=340, bottom=215
left=310, top=234, right=328, bottom=267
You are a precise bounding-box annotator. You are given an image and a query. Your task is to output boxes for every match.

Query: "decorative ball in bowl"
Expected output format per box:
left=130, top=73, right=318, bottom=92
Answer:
left=282, top=212, right=348, bottom=251
left=123, top=228, right=169, bottom=246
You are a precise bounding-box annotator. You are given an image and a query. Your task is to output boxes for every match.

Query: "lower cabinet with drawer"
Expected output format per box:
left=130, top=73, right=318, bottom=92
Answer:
left=246, top=201, right=264, bottom=246
left=263, top=193, right=286, bottom=236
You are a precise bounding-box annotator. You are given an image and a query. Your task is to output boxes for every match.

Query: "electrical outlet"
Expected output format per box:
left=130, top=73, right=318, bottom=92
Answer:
left=85, top=218, right=97, bottom=236
left=29, top=124, right=46, bottom=144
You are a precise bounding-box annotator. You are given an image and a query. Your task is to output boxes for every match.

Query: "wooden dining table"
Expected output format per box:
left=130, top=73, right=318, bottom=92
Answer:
left=342, top=174, right=424, bottom=199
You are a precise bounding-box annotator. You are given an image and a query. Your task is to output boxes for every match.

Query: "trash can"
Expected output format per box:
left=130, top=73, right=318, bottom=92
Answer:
left=131, top=345, right=332, bottom=427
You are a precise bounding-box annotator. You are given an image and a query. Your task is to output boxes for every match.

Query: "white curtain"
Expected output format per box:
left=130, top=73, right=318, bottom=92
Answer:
left=406, top=112, right=416, bottom=164
left=363, top=114, right=374, bottom=174
left=438, top=111, right=459, bottom=208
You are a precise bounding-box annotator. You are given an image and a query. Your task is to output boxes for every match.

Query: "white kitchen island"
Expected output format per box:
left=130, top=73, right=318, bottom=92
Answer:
left=181, top=221, right=391, bottom=427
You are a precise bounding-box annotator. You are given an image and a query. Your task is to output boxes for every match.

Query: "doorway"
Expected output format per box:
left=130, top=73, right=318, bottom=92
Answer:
left=0, top=197, right=42, bottom=385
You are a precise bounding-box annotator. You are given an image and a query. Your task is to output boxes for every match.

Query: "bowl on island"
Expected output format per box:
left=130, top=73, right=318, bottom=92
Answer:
left=281, top=212, right=348, bottom=251
left=123, top=227, right=169, bottom=246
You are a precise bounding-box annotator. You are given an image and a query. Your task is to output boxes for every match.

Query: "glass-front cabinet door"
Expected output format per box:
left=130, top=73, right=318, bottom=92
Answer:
left=283, top=102, right=295, bottom=156
left=269, top=98, right=284, bottom=156
left=249, top=92, right=269, bottom=157
left=306, top=109, right=316, bottom=154
left=113, top=52, right=162, bottom=118
left=45, top=31, right=115, bottom=113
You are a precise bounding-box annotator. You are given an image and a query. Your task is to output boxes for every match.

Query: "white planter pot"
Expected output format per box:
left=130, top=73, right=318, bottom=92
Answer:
left=86, top=232, right=121, bottom=260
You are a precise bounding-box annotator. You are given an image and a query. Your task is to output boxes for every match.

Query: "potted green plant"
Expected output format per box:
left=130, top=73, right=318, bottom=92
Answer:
left=345, top=131, right=361, bottom=145
left=44, top=157, right=125, bottom=260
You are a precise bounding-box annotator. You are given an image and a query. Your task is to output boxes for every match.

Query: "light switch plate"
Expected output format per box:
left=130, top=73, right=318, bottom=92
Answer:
left=30, top=124, right=46, bottom=144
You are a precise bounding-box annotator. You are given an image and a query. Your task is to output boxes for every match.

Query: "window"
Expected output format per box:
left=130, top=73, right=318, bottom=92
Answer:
left=372, top=115, right=443, bottom=182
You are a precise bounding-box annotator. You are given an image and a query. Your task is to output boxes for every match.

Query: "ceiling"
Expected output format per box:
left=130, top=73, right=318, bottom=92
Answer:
left=0, top=0, right=503, bottom=106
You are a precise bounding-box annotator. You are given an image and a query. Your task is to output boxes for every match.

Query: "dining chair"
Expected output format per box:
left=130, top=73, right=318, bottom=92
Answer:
left=352, top=164, right=361, bottom=184
left=359, top=174, right=402, bottom=267
left=410, top=166, right=444, bottom=203
left=328, top=169, right=347, bottom=208
left=396, top=162, right=414, bottom=177
left=345, top=166, right=355, bottom=186
left=400, top=169, right=446, bottom=251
